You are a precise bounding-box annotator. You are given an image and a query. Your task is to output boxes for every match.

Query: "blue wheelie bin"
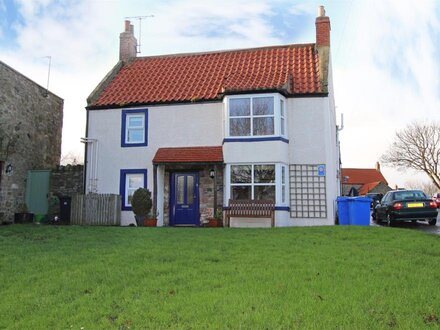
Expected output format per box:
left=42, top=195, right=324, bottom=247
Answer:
left=336, top=197, right=350, bottom=225
left=348, top=197, right=371, bottom=226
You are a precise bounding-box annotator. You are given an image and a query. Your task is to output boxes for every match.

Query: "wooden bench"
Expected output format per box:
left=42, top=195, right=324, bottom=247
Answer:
left=225, top=199, right=275, bottom=227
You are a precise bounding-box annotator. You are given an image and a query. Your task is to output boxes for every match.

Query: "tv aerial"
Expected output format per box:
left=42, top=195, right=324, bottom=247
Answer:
left=125, top=15, right=155, bottom=54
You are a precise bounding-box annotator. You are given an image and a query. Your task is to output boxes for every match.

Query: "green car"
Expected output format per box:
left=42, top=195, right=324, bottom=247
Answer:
left=373, top=190, right=438, bottom=226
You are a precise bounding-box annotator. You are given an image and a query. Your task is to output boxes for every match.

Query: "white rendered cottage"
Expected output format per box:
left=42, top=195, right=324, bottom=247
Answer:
left=85, top=7, right=340, bottom=227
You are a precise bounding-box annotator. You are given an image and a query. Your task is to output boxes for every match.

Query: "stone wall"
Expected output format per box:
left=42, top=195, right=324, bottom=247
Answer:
left=50, top=165, right=84, bottom=198
left=0, top=61, right=63, bottom=223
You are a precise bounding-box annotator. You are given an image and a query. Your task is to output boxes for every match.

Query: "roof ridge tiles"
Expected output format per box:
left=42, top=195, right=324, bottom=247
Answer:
left=133, top=43, right=316, bottom=61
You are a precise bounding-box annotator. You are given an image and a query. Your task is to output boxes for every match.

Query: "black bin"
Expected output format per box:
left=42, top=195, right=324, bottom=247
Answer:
left=59, top=197, right=72, bottom=224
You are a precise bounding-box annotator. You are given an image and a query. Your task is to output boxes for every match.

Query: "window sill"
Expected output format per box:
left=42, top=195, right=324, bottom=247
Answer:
left=223, top=136, right=289, bottom=144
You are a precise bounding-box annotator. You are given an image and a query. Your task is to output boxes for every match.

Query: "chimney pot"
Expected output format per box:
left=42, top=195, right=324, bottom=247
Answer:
left=376, top=162, right=381, bottom=171
left=315, top=6, right=330, bottom=47
left=120, top=20, right=137, bottom=63
left=124, top=20, right=131, bottom=32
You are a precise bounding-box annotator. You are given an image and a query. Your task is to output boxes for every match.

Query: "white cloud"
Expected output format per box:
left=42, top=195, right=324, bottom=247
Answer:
left=334, top=0, right=440, bottom=187
left=1, top=0, right=439, bottom=190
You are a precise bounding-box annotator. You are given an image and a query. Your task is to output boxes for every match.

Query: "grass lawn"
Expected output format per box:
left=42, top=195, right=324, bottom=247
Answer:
left=1, top=225, right=439, bottom=329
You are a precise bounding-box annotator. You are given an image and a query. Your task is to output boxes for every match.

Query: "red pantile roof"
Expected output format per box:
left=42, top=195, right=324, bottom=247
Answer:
left=341, top=169, right=388, bottom=185
left=358, top=182, right=381, bottom=195
left=153, top=146, right=223, bottom=164
left=89, top=44, right=322, bottom=108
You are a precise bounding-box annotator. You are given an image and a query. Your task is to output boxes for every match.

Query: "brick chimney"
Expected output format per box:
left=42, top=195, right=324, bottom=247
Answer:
left=119, top=20, right=137, bottom=63
left=315, top=6, right=331, bottom=93
left=316, top=6, right=330, bottom=47
left=376, top=162, right=381, bottom=172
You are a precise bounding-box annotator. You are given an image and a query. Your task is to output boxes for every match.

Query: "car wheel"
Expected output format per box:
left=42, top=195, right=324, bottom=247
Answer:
left=428, top=218, right=437, bottom=226
left=386, top=214, right=394, bottom=227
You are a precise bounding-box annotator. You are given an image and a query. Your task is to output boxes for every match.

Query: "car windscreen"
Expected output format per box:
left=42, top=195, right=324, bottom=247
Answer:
left=393, top=191, right=427, bottom=201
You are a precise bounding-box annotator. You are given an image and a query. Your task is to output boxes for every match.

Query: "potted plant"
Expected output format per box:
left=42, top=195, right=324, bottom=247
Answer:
left=207, top=209, right=223, bottom=227
left=14, top=203, right=34, bottom=224
left=131, top=188, right=154, bottom=227
left=144, top=210, right=158, bottom=227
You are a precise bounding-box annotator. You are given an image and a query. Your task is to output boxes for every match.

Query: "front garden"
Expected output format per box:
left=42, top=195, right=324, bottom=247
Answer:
left=0, top=225, right=439, bottom=329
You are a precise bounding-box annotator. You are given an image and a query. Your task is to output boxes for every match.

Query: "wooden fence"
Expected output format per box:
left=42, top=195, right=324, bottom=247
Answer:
left=71, top=194, right=121, bottom=226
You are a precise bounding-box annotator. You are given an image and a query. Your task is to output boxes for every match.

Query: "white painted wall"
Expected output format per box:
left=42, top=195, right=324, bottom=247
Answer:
left=287, top=93, right=339, bottom=226
left=86, top=102, right=223, bottom=225
left=87, top=87, right=339, bottom=227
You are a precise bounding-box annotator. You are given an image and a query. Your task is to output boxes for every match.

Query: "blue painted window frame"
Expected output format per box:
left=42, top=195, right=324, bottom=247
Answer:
left=120, top=169, right=148, bottom=211
left=121, top=109, right=148, bottom=147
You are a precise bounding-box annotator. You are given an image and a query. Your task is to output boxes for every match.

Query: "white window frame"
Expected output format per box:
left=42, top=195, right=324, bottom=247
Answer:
left=126, top=114, right=145, bottom=144
left=226, top=163, right=289, bottom=206
left=225, top=93, right=287, bottom=139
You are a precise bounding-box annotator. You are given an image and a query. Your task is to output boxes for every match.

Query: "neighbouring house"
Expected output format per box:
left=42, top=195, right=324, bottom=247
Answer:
left=84, top=6, right=340, bottom=227
left=341, top=162, right=392, bottom=196
left=0, top=60, right=63, bottom=223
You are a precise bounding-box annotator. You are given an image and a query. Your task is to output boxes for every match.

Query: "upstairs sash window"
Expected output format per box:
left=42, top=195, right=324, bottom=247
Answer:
left=121, top=109, right=148, bottom=147
left=229, top=96, right=275, bottom=137
left=227, top=94, right=287, bottom=139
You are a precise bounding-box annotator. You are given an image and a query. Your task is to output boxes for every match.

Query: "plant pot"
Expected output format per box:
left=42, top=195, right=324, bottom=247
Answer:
left=14, top=213, right=34, bottom=224
left=207, top=218, right=222, bottom=227
left=134, top=215, right=145, bottom=227
left=144, top=218, right=157, bottom=227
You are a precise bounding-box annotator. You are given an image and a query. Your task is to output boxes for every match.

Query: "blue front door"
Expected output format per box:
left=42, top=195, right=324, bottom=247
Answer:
left=170, top=172, right=200, bottom=226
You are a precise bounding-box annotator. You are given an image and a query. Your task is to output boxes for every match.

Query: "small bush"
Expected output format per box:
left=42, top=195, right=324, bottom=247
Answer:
left=131, top=188, right=152, bottom=217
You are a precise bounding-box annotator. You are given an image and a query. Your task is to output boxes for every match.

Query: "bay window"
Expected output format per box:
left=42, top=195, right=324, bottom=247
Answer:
left=227, top=94, right=286, bottom=138
left=229, top=164, right=288, bottom=205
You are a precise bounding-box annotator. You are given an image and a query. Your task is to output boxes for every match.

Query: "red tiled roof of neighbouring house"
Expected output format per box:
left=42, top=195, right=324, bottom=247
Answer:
left=89, top=44, right=322, bottom=108
left=358, top=182, right=381, bottom=195
left=153, top=146, right=223, bottom=164
left=341, top=169, right=388, bottom=185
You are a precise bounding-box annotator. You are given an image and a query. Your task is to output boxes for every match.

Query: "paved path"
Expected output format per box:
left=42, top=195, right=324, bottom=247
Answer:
left=372, top=210, right=440, bottom=235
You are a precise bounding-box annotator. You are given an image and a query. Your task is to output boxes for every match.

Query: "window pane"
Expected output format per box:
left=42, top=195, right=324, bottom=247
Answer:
left=253, top=97, right=274, bottom=115
left=177, top=176, right=184, bottom=204
left=230, top=118, right=250, bottom=136
left=128, top=116, right=143, bottom=127
left=128, top=174, right=143, bottom=189
left=282, top=167, right=286, bottom=184
left=126, top=173, right=144, bottom=206
left=255, top=185, right=275, bottom=202
left=254, top=165, right=275, bottom=183
left=282, top=185, right=286, bottom=203
left=280, top=99, right=284, bottom=117
left=253, top=117, right=274, bottom=136
left=231, top=165, right=251, bottom=183
left=281, top=117, right=285, bottom=135
left=127, top=128, right=144, bottom=143
left=232, top=186, right=251, bottom=200
left=186, top=176, right=194, bottom=204
left=230, top=98, right=250, bottom=116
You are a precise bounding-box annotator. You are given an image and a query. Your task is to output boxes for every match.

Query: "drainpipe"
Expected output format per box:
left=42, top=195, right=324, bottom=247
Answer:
left=80, top=137, right=98, bottom=193
left=153, top=164, right=158, bottom=219
left=213, top=165, right=218, bottom=214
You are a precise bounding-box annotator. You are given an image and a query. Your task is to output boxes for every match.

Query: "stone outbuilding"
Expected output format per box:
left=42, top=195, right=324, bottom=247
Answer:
left=0, top=60, right=63, bottom=223
left=341, top=162, right=392, bottom=196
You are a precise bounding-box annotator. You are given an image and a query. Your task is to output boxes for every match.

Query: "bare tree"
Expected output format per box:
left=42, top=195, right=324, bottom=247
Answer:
left=404, top=180, right=438, bottom=196
left=60, top=152, right=84, bottom=165
left=381, top=121, right=440, bottom=189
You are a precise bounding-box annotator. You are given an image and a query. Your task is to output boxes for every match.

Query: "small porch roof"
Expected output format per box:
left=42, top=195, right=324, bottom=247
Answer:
left=152, top=146, right=223, bottom=164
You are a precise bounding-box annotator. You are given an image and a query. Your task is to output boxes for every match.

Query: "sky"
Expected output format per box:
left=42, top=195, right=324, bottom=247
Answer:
left=0, top=0, right=439, bottom=189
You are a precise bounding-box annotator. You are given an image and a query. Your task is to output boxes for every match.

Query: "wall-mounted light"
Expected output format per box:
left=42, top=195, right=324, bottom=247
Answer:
left=5, top=164, right=13, bottom=176
left=209, top=168, right=215, bottom=179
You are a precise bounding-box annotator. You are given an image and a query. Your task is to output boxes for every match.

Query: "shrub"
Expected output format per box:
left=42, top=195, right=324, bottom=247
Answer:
left=131, top=188, right=152, bottom=217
